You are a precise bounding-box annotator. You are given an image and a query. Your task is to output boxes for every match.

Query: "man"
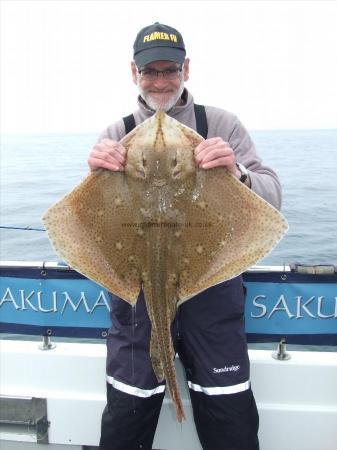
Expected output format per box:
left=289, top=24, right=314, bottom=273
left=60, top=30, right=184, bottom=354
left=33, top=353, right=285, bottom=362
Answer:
left=89, top=23, right=281, bottom=450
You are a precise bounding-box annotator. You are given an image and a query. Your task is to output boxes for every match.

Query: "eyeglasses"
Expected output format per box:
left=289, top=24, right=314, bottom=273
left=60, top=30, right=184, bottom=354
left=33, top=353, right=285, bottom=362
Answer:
left=138, top=67, right=182, bottom=81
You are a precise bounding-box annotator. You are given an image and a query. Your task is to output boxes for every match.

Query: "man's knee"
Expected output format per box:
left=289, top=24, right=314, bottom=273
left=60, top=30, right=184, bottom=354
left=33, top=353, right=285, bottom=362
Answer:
left=190, top=387, right=259, bottom=450
left=99, top=384, right=165, bottom=450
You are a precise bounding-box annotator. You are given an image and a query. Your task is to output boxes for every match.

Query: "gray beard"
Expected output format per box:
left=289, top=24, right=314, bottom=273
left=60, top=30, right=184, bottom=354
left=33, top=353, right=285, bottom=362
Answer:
left=138, top=80, right=185, bottom=112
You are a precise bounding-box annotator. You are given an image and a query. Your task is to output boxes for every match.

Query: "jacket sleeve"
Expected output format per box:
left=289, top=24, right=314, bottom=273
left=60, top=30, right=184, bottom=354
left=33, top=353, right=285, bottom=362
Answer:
left=228, top=117, right=282, bottom=210
left=95, top=118, right=126, bottom=143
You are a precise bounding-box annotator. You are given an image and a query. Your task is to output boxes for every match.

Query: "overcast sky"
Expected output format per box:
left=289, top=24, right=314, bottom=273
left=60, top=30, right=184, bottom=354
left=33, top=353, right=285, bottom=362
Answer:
left=1, top=0, right=337, bottom=133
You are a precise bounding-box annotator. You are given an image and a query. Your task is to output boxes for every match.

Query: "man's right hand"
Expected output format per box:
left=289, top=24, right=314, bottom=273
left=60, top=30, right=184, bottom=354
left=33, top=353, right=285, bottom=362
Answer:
left=88, top=139, right=127, bottom=172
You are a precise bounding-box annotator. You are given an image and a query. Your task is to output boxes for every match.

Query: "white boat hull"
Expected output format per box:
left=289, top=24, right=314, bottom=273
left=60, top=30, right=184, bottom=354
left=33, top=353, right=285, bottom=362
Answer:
left=1, top=340, right=336, bottom=450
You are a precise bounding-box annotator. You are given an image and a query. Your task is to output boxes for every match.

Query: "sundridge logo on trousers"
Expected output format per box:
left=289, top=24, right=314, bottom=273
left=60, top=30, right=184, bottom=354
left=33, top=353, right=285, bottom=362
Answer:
left=213, top=365, right=240, bottom=374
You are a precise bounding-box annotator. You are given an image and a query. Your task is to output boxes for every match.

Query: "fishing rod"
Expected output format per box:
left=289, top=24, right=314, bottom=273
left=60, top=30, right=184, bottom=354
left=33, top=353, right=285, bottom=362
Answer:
left=0, top=225, right=46, bottom=232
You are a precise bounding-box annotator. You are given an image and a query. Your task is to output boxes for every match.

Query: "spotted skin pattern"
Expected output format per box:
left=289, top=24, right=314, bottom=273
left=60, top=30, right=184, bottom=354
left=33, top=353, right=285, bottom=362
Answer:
left=42, top=112, right=288, bottom=421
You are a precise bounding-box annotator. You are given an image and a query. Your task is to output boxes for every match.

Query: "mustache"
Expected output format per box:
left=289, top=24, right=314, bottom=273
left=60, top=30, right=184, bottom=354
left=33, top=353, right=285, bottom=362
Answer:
left=148, top=89, right=173, bottom=93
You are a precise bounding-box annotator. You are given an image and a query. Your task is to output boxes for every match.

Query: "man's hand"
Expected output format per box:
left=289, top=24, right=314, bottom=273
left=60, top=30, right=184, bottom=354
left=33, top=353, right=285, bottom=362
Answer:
left=194, top=137, right=240, bottom=178
left=88, top=139, right=127, bottom=172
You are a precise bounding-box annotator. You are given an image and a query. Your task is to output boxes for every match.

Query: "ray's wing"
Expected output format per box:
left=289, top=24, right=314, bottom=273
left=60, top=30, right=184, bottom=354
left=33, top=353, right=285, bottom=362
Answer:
left=42, top=170, right=144, bottom=304
left=177, top=169, right=288, bottom=302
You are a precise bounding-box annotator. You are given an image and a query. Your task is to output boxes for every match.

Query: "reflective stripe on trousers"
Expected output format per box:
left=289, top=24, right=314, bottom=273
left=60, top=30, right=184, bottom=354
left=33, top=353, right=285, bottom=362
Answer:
left=106, top=374, right=250, bottom=398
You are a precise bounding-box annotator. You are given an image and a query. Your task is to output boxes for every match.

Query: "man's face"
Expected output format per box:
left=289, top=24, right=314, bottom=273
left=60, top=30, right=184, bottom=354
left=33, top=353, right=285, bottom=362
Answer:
left=131, top=59, right=190, bottom=112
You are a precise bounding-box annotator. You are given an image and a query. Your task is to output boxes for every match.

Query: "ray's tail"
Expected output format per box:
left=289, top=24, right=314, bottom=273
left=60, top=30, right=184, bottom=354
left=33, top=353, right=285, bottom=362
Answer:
left=143, top=225, right=186, bottom=421
left=150, top=324, right=186, bottom=422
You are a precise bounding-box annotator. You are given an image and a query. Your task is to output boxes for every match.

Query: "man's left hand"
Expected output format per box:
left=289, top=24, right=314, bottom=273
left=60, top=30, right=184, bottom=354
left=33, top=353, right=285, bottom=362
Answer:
left=194, top=137, right=240, bottom=177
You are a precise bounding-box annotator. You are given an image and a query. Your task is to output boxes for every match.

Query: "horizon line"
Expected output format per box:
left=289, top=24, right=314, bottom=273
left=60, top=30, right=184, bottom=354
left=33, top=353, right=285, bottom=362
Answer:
left=2, top=127, right=337, bottom=136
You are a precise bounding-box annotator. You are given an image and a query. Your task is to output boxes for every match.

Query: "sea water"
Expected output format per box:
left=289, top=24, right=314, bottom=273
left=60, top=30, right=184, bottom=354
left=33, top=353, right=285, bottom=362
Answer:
left=1, top=129, right=336, bottom=350
left=1, top=129, right=337, bottom=264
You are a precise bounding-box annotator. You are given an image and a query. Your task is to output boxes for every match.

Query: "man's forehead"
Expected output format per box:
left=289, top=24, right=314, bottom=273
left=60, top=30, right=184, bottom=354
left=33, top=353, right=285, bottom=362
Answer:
left=142, top=60, right=181, bottom=69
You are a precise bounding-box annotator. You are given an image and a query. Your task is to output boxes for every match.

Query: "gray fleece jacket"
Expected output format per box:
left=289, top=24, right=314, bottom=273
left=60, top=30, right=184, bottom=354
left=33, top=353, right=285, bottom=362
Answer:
left=97, top=89, right=282, bottom=210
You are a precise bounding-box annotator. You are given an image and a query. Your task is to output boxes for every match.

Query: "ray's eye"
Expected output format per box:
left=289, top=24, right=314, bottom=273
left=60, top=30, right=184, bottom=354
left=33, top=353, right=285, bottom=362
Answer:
left=172, top=155, right=182, bottom=178
left=136, top=154, right=146, bottom=178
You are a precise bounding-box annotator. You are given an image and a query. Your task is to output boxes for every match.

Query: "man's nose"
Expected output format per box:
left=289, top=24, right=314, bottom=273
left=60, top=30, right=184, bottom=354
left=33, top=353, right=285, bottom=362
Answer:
left=152, top=73, right=169, bottom=86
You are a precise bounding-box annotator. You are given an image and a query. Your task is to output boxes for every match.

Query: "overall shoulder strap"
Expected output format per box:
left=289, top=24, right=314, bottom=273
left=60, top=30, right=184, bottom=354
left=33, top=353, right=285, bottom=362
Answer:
left=122, top=114, right=136, bottom=135
left=193, top=104, right=208, bottom=139
left=123, top=105, right=208, bottom=138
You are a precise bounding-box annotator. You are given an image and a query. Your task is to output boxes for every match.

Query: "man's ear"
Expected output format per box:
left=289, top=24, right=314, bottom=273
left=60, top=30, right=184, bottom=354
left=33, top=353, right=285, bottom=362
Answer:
left=131, top=61, right=138, bottom=85
left=183, top=58, right=190, bottom=82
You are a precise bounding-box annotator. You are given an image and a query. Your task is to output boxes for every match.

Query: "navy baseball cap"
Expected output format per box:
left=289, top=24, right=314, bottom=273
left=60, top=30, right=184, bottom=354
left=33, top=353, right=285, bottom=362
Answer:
left=133, top=22, right=186, bottom=68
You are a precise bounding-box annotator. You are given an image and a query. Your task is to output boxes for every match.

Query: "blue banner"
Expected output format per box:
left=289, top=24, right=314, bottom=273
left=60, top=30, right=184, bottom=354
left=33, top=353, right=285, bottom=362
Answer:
left=245, top=280, right=337, bottom=345
left=0, top=275, right=111, bottom=338
left=1, top=266, right=336, bottom=344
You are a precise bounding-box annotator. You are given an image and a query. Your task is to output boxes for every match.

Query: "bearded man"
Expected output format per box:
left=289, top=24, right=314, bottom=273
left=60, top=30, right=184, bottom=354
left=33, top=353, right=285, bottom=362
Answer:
left=88, top=22, right=281, bottom=450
